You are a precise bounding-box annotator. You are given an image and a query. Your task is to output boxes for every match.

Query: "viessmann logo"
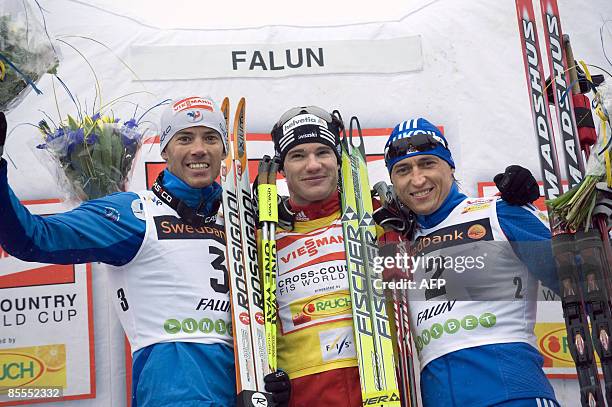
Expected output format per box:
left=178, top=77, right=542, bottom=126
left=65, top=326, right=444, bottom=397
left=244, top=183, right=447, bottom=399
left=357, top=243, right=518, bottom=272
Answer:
left=172, top=97, right=214, bottom=113
left=280, top=233, right=343, bottom=263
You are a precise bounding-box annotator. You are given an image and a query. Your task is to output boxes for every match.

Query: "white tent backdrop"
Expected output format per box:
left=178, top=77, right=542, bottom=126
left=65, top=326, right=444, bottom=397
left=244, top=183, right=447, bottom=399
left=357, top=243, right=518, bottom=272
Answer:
left=2, top=0, right=612, bottom=405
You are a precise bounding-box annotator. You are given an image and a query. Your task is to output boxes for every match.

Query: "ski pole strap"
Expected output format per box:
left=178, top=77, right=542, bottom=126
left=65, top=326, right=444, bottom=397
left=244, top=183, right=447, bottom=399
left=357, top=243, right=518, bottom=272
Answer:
left=258, top=184, right=278, bottom=223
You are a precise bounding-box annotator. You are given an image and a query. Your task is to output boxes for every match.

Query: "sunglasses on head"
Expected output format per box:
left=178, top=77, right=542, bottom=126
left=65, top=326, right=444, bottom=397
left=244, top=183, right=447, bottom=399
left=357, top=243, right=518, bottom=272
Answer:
left=384, top=133, right=448, bottom=162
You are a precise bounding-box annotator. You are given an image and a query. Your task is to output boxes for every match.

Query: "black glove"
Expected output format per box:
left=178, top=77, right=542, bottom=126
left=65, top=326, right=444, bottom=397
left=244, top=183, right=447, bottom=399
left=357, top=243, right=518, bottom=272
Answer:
left=0, top=112, right=6, bottom=156
left=494, top=165, right=540, bottom=205
left=264, top=370, right=291, bottom=407
left=371, top=181, right=416, bottom=239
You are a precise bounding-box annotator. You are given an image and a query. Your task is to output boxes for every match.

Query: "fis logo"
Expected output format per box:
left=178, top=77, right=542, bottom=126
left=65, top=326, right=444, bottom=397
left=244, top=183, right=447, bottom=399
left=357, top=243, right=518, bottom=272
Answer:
left=320, top=328, right=356, bottom=361
left=325, top=334, right=352, bottom=356
left=186, top=110, right=202, bottom=123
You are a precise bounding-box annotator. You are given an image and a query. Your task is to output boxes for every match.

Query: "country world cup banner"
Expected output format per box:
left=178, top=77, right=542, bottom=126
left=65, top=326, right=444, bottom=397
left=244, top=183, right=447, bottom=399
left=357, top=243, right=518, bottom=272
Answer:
left=0, top=200, right=95, bottom=405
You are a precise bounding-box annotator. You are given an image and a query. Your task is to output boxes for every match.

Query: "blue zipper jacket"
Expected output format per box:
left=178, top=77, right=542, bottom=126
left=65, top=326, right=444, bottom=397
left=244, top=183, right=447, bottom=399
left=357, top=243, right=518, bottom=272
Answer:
left=0, top=159, right=236, bottom=407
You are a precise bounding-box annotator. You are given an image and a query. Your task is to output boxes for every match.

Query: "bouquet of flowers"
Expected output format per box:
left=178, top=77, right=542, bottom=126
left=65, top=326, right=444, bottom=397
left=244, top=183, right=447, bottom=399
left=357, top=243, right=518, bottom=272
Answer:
left=37, top=113, right=143, bottom=201
left=546, top=80, right=612, bottom=231
left=0, top=0, right=59, bottom=112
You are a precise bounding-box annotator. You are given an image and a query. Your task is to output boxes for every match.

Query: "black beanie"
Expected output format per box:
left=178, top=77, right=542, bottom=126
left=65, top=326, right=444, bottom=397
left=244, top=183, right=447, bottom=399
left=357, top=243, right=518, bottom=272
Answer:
left=271, top=106, right=343, bottom=167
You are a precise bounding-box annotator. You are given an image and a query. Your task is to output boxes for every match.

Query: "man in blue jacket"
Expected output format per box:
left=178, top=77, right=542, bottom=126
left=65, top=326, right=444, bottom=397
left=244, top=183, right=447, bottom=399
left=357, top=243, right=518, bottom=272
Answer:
left=0, top=97, right=288, bottom=407
left=384, top=117, right=560, bottom=407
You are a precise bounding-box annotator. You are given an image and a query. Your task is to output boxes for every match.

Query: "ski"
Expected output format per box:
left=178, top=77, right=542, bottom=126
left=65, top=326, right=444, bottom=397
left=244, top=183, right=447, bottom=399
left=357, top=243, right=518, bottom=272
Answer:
left=539, top=0, right=584, bottom=188
left=539, top=2, right=612, bottom=404
left=374, top=182, right=419, bottom=407
left=221, top=98, right=272, bottom=407
left=257, top=155, right=280, bottom=372
left=514, top=2, right=604, bottom=405
left=338, top=112, right=401, bottom=406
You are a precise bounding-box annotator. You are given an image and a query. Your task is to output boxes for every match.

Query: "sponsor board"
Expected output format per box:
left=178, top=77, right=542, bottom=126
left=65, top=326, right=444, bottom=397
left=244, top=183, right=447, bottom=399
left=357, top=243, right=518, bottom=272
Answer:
left=0, top=200, right=95, bottom=405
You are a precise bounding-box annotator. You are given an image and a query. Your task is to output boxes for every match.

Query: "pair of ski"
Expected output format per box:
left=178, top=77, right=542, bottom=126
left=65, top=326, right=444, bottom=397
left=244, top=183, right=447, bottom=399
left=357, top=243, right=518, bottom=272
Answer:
left=220, top=98, right=278, bottom=407
left=338, top=114, right=411, bottom=406
left=515, top=1, right=612, bottom=405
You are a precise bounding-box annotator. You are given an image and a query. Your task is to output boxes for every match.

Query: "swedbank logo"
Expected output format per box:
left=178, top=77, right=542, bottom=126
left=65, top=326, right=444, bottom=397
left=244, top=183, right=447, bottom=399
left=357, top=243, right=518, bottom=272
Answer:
left=467, top=224, right=486, bottom=240
left=154, top=215, right=225, bottom=244
left=302, top=292, right=351, bottom=318
left=412, top=219, right=493, bottom=255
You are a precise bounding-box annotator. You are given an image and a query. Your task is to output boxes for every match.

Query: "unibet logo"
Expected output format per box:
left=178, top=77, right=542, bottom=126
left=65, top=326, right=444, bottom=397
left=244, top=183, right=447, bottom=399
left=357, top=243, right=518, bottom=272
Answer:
left=302, top=293, right=351, bottom=318
left=415, top=312, right=497, bottom=352
left=164, top=318, right=230, bottom=336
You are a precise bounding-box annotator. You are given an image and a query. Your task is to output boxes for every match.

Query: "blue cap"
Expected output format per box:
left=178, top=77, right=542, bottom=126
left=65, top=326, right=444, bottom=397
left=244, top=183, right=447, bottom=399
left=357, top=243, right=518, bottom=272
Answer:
left=384, top=118, right=454, bottom=173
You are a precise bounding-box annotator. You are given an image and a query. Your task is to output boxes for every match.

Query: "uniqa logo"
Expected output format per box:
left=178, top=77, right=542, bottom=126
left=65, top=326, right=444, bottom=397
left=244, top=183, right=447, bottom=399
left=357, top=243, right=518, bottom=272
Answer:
left=0, top=352, right=45, bottom=387
left=539, top=327, right=574, bottom=364
left=302, top=293, right=351, bottom=318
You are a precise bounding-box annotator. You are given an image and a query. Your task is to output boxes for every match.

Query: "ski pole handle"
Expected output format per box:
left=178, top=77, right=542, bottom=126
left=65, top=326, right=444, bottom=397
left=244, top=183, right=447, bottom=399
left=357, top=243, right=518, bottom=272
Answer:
left=563, top=34, right=580, bottom=94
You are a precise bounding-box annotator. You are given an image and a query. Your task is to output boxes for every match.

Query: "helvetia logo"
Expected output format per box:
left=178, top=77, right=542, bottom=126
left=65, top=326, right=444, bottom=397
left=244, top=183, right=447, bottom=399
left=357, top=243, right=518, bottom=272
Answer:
left=282, top=114, right=327, bottom=134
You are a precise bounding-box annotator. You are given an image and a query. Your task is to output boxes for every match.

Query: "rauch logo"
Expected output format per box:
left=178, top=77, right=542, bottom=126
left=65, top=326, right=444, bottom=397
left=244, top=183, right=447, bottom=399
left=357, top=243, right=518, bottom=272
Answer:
left=539, top=327, right=576, bottom=365
left=302, top=292, right=351, bottom=318
left=0, top=352, right=45, bottom=388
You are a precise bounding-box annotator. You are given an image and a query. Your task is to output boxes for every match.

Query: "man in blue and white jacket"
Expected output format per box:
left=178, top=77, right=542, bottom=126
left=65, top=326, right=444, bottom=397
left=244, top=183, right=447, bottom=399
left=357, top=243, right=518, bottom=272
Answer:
left=384, top=118, right=560, bottom=407
left=1, top=97, right=237, bottom=407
